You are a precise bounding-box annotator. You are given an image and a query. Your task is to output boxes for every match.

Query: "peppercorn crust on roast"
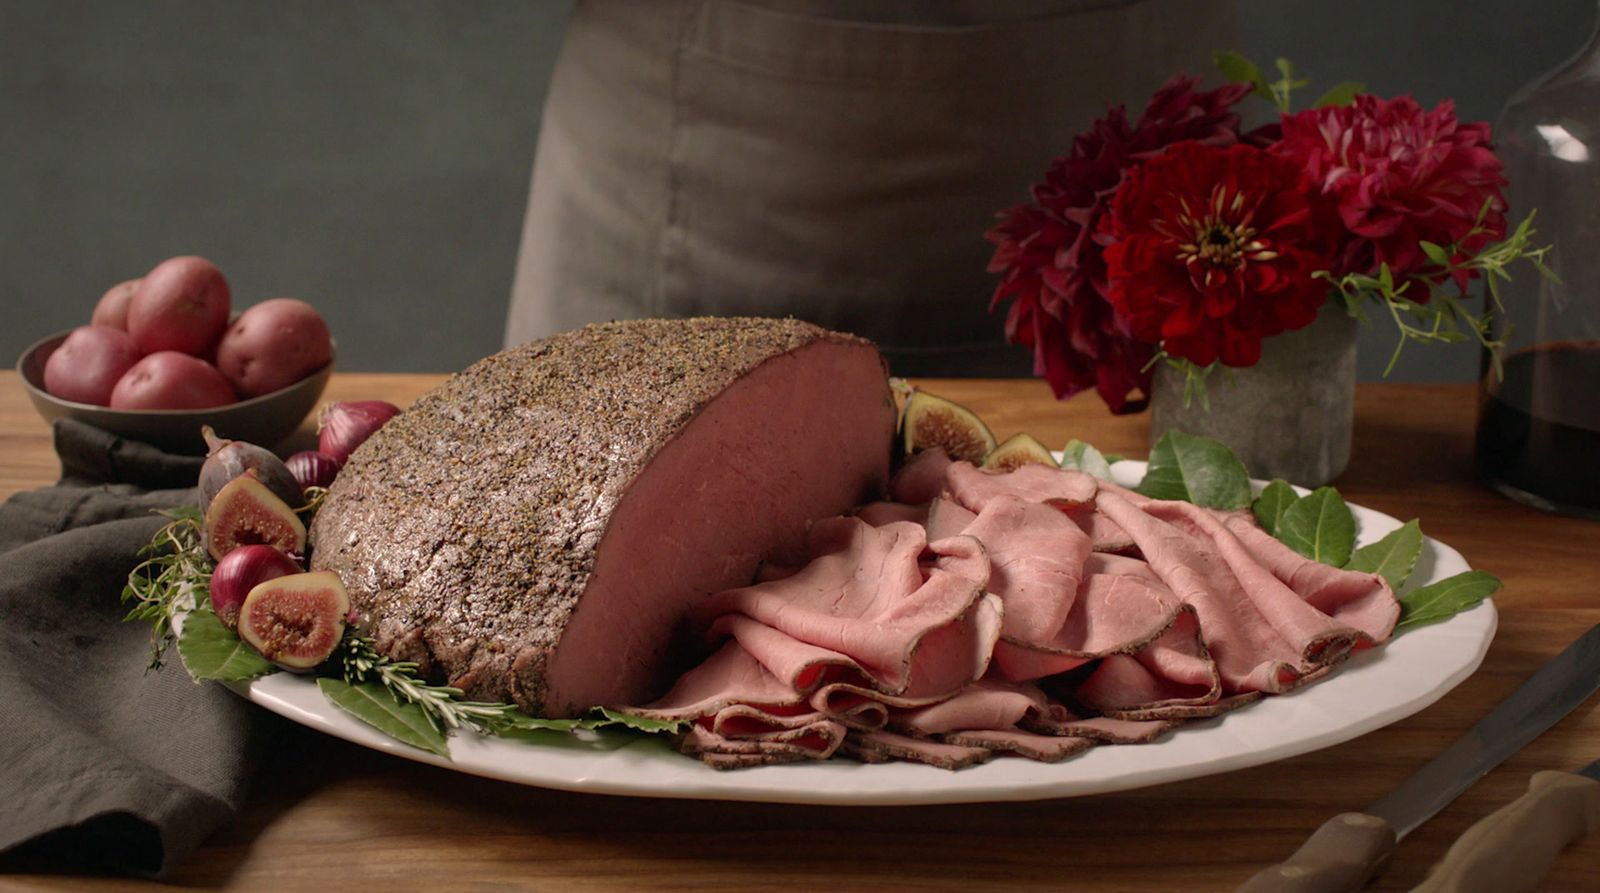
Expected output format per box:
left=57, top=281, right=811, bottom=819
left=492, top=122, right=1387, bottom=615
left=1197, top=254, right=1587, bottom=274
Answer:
left=309, top=317, right=896, bottom=717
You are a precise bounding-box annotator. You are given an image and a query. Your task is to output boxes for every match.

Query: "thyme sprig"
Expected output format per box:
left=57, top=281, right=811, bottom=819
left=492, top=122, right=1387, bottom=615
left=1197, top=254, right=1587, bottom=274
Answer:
left=1320, top=207, right=1555, bottom=377
left=120, top=507, right=210, bottom=669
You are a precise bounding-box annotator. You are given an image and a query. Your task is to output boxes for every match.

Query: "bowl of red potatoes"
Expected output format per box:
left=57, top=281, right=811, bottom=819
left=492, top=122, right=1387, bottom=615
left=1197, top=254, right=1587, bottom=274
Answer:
left=17, top=255, right=335, bottom=453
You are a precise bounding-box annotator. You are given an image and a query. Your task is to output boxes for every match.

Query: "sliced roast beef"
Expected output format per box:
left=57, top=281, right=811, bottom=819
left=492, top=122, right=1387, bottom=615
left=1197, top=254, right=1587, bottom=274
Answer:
left=944, top=461, right=1098, bottom=512
left=1094, top=490, right=1391, bottom=695
left=1220, top=514, right=1400, bottom=642
left=990, top=571, right=1188, bottom=682
left=889, top=447, right=955, bottom=504
left=841, top=730, right=991, bottom=770
left=1026, top=712, right=1175, bottom=744
left=691, top=518, right=992, bottom=697
left=941, top=729, right=1094, bottom=762
left=924, top=497, right=978, bottom=541
left=891, top=677, right=1059, bottom=736
left=309, top=318, right=895, bottom=717
left=958, top=496, right=1091, bottom=647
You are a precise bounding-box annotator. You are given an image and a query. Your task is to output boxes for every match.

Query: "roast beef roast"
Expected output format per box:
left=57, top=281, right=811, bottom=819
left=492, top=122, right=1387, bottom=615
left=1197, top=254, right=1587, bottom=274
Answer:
left=308, top=317, right=895, bottom=717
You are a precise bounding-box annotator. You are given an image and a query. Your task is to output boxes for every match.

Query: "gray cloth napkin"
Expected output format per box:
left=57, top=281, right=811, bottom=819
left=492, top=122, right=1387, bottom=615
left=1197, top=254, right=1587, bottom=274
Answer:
left=0, top=419, right=280, bottom=876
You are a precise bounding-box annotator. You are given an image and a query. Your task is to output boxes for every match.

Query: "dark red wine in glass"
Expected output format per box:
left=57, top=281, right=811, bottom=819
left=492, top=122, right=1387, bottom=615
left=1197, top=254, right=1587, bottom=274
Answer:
left=1475, top=341, right=1600, bottom=517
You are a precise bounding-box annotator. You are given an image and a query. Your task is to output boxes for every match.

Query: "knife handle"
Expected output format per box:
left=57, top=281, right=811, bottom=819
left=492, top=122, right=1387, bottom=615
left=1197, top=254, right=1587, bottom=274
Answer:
left=1235, top=812, right=1397, bottom=893
left=1408, top=770, right=1600, bottom=893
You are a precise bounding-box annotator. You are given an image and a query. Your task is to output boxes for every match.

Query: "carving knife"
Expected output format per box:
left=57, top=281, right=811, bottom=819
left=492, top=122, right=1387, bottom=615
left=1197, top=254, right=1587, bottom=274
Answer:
left=1236, top=620, right=1600, bottom=893
left=1408, top=757, right=1600, bottom=892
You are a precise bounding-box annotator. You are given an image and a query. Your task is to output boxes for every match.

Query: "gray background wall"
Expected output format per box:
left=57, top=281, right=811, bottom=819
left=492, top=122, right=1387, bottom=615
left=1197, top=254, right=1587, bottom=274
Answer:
left=3, top=0, right=1594, bottom=383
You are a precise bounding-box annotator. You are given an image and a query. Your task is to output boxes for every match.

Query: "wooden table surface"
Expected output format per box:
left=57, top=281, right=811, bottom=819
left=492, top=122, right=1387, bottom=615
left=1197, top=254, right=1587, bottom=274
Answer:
left=2, top=371, right=1597, bottom=892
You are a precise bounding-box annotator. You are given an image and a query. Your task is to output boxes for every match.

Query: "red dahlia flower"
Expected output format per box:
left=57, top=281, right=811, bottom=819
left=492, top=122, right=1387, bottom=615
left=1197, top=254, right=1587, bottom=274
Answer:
left=985, top=76, right=1252, bottom=413
left=1103, top=142, right=1334, bottom=368
left=1274, top=94, right=1507, bottom=293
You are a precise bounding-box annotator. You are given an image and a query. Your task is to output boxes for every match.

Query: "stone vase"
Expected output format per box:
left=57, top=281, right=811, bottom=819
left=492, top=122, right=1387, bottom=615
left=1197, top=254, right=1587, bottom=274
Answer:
left=1149, top=304, right=1359, bottom=487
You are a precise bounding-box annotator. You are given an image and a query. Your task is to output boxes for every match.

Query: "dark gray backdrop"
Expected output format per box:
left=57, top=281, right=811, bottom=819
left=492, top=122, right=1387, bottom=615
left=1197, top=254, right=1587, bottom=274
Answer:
left=3, top=0, right=1592, bottom=382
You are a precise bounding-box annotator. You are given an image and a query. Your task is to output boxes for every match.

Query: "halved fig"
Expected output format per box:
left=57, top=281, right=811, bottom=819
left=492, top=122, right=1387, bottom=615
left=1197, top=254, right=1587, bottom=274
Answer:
left=204, top=473, right=306, bottom=561
left=981, top=433, right=1060, bottom=473
left=237, top=571, right=349, bottom=671
left=900, top=392, right=996, bottom=464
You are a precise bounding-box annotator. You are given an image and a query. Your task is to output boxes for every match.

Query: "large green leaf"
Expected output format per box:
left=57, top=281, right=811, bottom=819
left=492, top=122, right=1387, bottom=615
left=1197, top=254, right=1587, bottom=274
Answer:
left=1060, top=439, right=1114, bottom=481
left=317, top=678, right=450, bottom=757
left=1137, top=430, right=1253, bottom=510
left=1345, top=520, right=1424, bottom=589
left=1398, top=571, right=1501, bottom=632
left=1277, top=487, right=1357, bottom=566
left=177, top=608, right=276, bottom=682
left=592, top=707, right=689, bottom=735
left=1252, top=479, right=1300, bottom=537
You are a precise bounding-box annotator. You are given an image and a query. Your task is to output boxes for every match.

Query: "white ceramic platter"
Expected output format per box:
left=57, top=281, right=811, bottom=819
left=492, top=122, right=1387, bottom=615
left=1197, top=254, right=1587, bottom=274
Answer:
left=227, top=462, right=1497, bottom=805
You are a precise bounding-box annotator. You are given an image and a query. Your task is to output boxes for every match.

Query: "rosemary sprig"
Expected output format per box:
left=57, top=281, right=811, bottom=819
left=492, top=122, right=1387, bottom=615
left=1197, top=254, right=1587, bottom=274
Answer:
left=120, top=507, right=210, bottom=669
left=335, top=632, right=530, bottom=735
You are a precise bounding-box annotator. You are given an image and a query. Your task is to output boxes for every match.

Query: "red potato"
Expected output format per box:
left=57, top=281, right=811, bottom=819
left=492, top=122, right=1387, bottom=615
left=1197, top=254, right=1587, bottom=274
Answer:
left=214, top=298, right=333, bottom=398
left=127, top=256, right=231, bottom=357
left=42, top=325, right=143, bottom=406
left=109, top=351, right=237, bottom=410
left=91, top=278, right=141, bottom=331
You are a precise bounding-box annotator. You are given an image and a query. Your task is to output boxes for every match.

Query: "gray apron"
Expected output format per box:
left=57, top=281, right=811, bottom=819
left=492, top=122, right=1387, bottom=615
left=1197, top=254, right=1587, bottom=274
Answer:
left=506, top=0, right=1237, bottom=376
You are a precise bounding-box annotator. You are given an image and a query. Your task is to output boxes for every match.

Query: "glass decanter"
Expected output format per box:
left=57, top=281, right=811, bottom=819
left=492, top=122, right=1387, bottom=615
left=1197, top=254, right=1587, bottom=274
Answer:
left=1475, top=7, right=1600, bottom=518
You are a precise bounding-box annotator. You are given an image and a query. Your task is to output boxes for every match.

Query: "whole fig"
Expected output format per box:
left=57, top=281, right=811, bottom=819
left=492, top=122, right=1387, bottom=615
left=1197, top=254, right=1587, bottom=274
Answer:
left=199, top=426, right=301, bottom=510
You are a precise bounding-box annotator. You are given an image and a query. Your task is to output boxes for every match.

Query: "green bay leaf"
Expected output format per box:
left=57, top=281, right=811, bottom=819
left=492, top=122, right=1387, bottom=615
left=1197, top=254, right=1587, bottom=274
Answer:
left=593, top=707, right=689, bottom=735
left=1252, top=479, right=1300, bottom=536
left=1398, top=570, right=1501, bottom=632
left=1060, top=439, right=1114, bottom=481
left=1137, top=430, right=1252, bottom=510
left=317, top=678, right=450, bottom=757
left=177, top=608, right=276, bottom=682
left=1346, top=519, right=1424, bottom=589
left=502, top=713, right=600, bottom=733
left=1277, top=486, right=1356, bottom=566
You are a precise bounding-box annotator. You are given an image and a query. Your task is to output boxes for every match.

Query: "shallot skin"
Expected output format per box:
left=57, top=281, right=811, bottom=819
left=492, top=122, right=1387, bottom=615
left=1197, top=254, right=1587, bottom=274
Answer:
left=209, top=544, right=302, bottom=630
left=318, top=400, right=400, bottom=465
left=286, top=450, right=342, bottom=492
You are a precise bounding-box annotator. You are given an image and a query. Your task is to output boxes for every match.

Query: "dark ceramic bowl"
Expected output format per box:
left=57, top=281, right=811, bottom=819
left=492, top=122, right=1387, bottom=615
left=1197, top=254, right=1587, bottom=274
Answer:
left=17, top=330, right=333, bottom=454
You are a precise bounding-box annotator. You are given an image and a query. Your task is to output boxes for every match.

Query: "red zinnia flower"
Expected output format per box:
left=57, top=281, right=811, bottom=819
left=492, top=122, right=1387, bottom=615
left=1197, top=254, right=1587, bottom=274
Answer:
left=1274, top=94, right=1507, bottom=293
left=1103, top=142, right=1334, bottom=368
left=985, top=76, right=1252, bottom=413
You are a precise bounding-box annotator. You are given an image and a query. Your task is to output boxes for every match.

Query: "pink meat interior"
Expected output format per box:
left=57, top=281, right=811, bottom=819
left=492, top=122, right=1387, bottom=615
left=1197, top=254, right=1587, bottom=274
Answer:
left=543, top=340, right=893, bottom=714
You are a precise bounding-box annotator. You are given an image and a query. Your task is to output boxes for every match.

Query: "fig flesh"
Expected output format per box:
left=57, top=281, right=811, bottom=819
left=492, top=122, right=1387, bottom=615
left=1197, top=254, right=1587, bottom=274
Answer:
left=204, top=473, right=306, bottom=561
left=900, top=391, right=996, bottom=464
left=237, top=571, right=349, bottom=671
left=981, top=433, right=1060, bottom=473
